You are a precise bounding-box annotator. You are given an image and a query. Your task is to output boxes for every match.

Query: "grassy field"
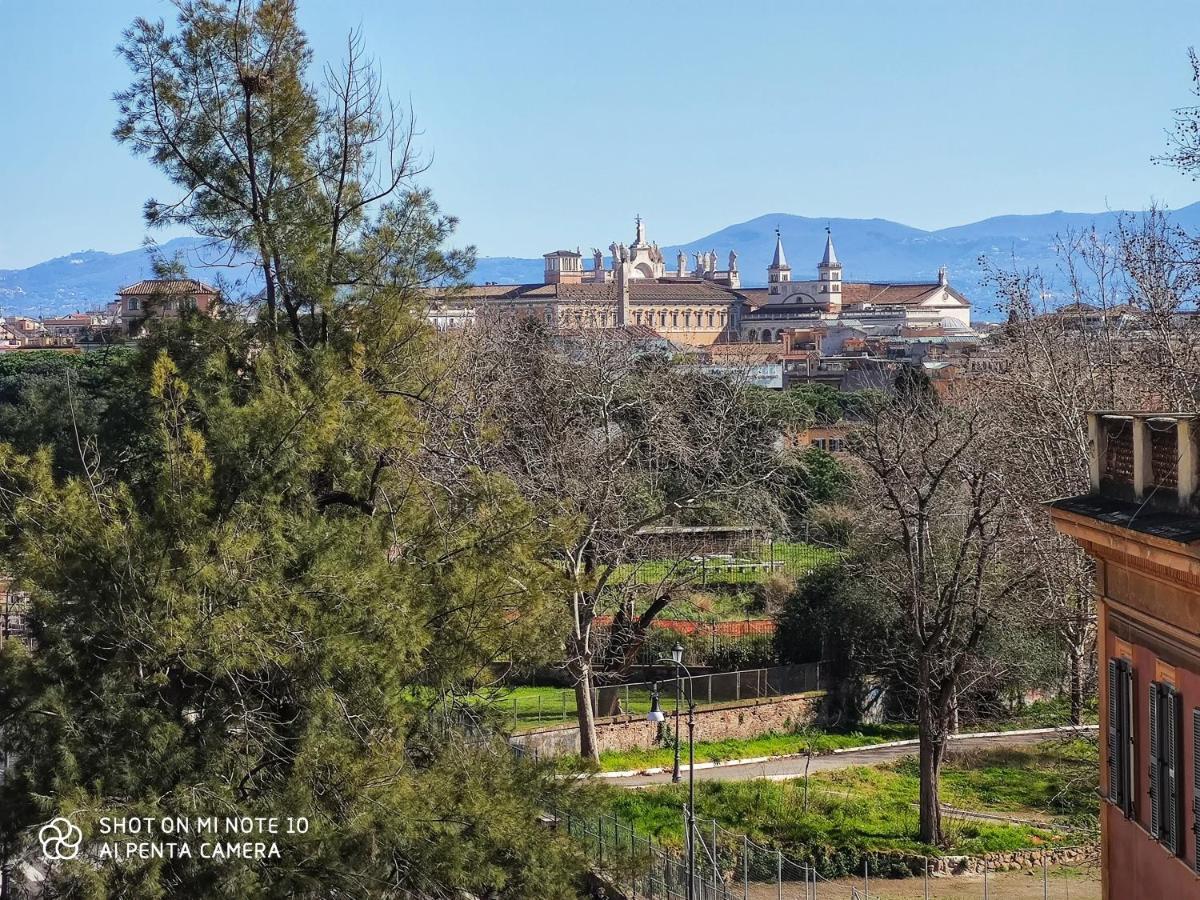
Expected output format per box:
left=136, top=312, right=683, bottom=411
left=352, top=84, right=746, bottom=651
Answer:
left=599, top=740, right=1098, bottom=862
left=613, top=541, right=838, bottom=590
left=596, top=723, right=916, bottom=772
left=470, top=683, right=660, bottom=730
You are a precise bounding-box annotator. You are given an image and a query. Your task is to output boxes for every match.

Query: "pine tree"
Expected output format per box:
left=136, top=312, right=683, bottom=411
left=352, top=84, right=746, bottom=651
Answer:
left=0, top=2, right=583, bottom=896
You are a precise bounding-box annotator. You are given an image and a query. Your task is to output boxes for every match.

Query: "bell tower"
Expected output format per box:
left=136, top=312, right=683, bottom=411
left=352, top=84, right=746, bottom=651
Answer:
left=817, top=228, right=842, bottom=312
left=767, top=229, right=791, bottom=296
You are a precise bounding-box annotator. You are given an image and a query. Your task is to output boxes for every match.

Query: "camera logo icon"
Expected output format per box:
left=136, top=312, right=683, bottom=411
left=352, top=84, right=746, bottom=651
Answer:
left=38, top=817, right=83, bottom=861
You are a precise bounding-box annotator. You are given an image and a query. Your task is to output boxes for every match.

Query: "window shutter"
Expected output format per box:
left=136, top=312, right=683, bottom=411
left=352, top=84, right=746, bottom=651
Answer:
left=1192, top=708, right=1200, bottom=872
left=1122, top=664, right=1135, bottom=817
left=1165, top=687, right=1181, bottom=855
left=1108, top=659, right=1120, bottom=804
left=1150, top=682, right=1161, bottom=839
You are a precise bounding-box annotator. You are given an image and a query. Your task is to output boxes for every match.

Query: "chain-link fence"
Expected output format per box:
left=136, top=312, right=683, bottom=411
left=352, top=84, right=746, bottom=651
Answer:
left=551, top=802, right=1100, bottom=900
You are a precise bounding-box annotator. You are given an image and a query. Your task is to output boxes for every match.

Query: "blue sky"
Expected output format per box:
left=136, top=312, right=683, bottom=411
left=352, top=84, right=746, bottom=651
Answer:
left=1, top=0, right=1199, bottom=268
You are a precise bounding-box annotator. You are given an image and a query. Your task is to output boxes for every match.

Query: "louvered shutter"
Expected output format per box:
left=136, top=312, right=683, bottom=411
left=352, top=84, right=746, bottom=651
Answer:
left=1165, top=687, right=1181, bottom=855
left=1122, top=664, right=1135, bottom=817
left=1150, top=682, right=1161, bottom=839
left=1108, top=660, right=1120, bottom=804
left=1192, top=708, right=1200, bottom=871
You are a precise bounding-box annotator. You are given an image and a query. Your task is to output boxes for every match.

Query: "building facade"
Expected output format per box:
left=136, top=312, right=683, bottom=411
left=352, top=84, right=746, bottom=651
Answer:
left=739, top=230, right=972, bottom=341
left=1048, top=412, right=1200, bottom=899
left=431, top=218, right=974, bottom=353
left=113, top=279, right=220, bottom=333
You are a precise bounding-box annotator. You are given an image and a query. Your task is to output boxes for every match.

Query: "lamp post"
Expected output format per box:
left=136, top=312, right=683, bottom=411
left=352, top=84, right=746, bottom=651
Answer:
left=650, top=642, right=697, bottom=900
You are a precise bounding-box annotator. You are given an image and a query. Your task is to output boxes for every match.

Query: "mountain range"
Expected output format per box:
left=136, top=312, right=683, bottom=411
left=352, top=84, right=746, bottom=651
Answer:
left=5, top=204, right=1200, bottom=320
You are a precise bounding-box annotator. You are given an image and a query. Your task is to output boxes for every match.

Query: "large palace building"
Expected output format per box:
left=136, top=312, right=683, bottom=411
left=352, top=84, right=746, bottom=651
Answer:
left=430, top=218, right=973, bottom=348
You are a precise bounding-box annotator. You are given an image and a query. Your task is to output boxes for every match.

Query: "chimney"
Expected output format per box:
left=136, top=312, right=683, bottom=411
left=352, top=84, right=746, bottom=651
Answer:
left=1087, top=412, right=1200, bottom=510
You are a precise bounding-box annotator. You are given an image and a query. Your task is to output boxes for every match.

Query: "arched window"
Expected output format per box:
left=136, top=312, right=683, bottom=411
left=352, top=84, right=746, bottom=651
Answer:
left=748, top=329, right=758, bottom=342
left=706, top=311, right=714, bottom=327
left=635, top=311, right=643, bottom=325
left=659, top=311, right=667, bottom=327
left=683, top=311, right=691, bottom=327
left=671, top=312, right=679, bottom=327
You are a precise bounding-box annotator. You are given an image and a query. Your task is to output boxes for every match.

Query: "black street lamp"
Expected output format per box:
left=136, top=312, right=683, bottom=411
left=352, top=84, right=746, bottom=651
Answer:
left=650, top=642, right=697, bottom=900
left=671, top=642, right=683, bottom=783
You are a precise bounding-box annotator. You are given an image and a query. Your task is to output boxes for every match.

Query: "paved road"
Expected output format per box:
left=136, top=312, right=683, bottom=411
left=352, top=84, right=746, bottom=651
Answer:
left=608, top=729, right=1094, bottom=788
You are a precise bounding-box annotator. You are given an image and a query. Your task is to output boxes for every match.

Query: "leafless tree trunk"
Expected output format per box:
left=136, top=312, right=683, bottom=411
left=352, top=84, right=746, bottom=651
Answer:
left=852, top=388, right=1035, bottom=846
left=422, top=324, right=786, bottom=761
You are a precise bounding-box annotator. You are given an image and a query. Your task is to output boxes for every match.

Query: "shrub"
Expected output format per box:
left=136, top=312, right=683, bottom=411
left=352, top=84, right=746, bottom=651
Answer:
left=807, top=503, right=855, bottom=548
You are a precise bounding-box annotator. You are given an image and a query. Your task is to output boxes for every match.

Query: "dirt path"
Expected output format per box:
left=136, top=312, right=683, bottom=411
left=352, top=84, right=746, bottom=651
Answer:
left=734, top=866, right=1100, bottom=899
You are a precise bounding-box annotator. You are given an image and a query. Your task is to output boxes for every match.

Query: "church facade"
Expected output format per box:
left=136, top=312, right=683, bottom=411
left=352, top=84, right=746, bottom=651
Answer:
left=738, top=230, right=973, bottom=345
left=429, top=218, right=973, bottom=349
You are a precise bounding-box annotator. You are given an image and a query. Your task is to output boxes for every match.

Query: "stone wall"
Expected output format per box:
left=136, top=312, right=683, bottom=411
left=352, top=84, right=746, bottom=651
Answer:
left=924, top=843, right=1098, bottom=876
left=510, top=692, right=824, bottom=760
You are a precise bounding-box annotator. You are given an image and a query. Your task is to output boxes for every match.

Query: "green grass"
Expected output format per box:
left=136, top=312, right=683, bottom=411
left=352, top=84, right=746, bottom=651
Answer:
left=979, top=696, right=1100, bottom=731
left=598, top=740, right=1098, bottom=861
left=612, top=541, right=838, bottom=591
left=588, top=697, right=1097, bottom=772
left=596, top=722, right=915, bottom=772
left=469, top=684, right=664, bottom=731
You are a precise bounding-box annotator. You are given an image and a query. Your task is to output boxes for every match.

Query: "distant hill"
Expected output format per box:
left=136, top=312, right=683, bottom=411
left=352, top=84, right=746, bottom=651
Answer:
left=472, top=204, right=1200, bottom=321
left=7, top=204, right=1200, bottom=319
left=0, top=237, right=258, bottom=317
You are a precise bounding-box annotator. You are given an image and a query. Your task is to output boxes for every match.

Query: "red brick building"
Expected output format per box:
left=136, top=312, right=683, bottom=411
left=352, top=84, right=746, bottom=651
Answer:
left=1048, top=412, right=1200, bottom=899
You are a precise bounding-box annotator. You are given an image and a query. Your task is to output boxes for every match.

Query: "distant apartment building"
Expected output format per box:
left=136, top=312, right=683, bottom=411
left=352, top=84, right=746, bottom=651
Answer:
left=114, top=279, right=220, bottom=333
left=1048, top=412, right=1200, bottom=898
left=41, top=312, right=104, bottom=340
left=0, top=316, right=75, bottom=351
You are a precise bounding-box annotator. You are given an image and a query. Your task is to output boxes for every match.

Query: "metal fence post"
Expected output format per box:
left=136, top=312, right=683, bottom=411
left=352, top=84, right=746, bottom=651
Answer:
left=924, top=856, right=929, bottom=900
left=561, top=691, right=567, bottom=721
left=537, top=694, right=542, bottom=725
left=864, top=859, right=868, bottom=899
left=708, top=673, right=713, bottom=705
left=743, top=835, right=749, bottom=900
left=983, top=857, right=989, bottom=900
left=777, top=849, right=782, bottom=900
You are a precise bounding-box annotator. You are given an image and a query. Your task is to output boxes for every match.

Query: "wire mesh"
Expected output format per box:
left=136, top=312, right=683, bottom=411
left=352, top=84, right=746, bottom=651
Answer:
left=552, top=801, right=1100, bottom=900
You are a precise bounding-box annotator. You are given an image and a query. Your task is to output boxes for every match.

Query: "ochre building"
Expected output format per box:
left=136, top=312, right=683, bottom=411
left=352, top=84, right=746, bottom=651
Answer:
left=1048, top=412, right=1200, bottom=899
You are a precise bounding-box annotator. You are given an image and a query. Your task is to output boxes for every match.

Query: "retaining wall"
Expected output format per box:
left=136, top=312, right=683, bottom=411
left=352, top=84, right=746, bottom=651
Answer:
left=510, top=692, right=824, bottom=759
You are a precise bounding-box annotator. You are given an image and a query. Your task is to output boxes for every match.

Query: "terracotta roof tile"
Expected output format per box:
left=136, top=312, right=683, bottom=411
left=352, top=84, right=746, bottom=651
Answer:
left=117, top=279, right=219, bottom=296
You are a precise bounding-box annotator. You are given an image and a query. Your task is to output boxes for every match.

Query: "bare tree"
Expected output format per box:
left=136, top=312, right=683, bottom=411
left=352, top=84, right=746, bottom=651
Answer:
left=979, top=208, right=1200, bottom=723
left=851, top=387, right=1036, bottom=845
left=422, top=322, right=784, bottom=760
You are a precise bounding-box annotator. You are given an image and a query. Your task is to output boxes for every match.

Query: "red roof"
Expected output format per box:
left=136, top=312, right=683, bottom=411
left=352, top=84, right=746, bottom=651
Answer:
left=117, top=279, right=219, bottom=297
